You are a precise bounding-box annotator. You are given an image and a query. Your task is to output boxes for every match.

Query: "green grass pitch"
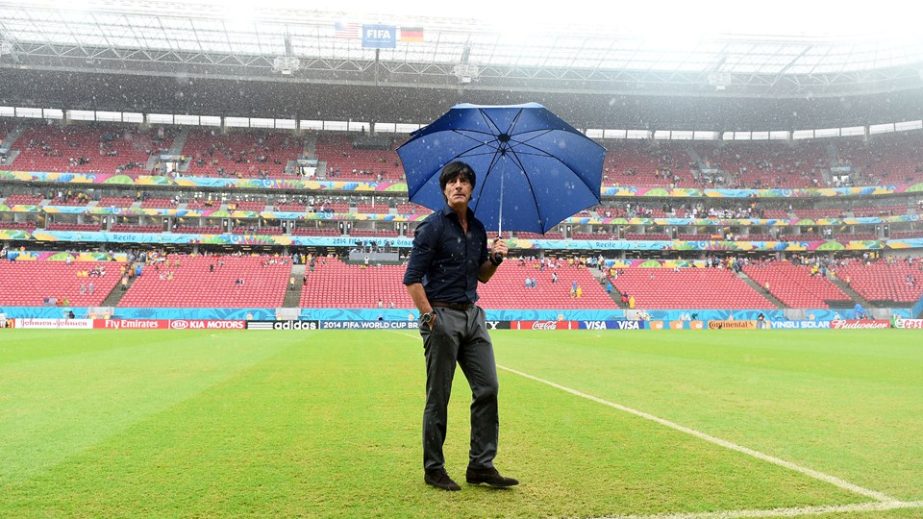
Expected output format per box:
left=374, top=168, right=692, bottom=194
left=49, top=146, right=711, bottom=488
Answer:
left=1, top=329, right=921, bottom=518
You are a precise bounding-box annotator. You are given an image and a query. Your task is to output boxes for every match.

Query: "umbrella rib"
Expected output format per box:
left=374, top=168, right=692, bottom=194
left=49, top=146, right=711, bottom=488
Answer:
left=505, top=146, right=548, bottom=233
left=476, top=108, right=505, bottom=136
left=509, top=139, right=601, bottom=200
left=505, top=107, right=526, bottom=136
left=451, top=128, right=501, bottom=140
left=510, top=128, right=553, bottom=144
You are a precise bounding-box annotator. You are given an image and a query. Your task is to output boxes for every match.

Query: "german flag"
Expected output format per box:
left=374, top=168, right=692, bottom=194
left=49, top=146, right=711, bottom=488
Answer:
left=400, top=27, right=424, bottom=43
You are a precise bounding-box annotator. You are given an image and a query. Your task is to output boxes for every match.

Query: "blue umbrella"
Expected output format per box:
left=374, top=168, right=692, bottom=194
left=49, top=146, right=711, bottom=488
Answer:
left=397, top=103, right=605, bottom=235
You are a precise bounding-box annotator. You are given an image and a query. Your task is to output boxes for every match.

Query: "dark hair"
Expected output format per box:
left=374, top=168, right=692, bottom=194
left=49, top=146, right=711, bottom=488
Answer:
left=439, top=161, right=476, bottom=192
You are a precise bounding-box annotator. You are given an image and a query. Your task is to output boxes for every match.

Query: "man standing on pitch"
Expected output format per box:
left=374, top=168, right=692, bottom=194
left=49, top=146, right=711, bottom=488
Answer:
left=403, top=161, right=518, bottom=491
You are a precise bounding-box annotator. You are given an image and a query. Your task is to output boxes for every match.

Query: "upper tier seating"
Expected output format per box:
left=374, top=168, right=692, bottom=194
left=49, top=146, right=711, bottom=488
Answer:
left=182, top=130, right=303, bottom=178
left=694, top=141, right=828, bottom=189
left=98, top=197, right=135, bottom=208
left=3, top=194, right=43, bottom=206
left=47, top=223, right=102, bottom=231
left=12, top=125, right=171, bottom=174
left=0, top=221, right=37, bottom=231
left=315, top=134, right=404, bottom=181
left=110, top=224, right=161, bottom=233
left=834, top=133, right=923, bottom=185
left=601, top=140, right=691, bottom=187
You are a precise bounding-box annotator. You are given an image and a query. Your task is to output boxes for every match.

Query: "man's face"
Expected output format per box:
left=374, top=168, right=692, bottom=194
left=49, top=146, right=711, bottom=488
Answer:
left=444, top=174, right=472, bottom=208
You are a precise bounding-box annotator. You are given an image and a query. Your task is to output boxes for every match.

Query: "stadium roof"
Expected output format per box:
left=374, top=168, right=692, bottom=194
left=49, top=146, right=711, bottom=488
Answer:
left=2, top=0, right=923, bottom=98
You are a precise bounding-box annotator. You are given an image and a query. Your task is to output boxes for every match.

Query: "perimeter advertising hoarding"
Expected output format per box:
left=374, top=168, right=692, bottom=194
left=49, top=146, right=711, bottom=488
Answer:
left=893, top=318, right=923, bottom=329
left=707, top=320, right=758, bottom=330
left=769, top=321, right=832, bottom=329
left=577, top=320, right=643, bottom=330
left=13, top=318, right=94, bottom=329
left=511, top=321, right=578, bottom=330
left=830, top=319, right=891, bottom=329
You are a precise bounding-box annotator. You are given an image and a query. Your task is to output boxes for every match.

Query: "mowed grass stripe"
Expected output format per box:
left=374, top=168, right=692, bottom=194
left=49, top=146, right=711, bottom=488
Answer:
left=492, top=330, right=923, bottom=501
left=1, top=331, right=859, bottom=518
left=0, top=330, right=301, bottom=486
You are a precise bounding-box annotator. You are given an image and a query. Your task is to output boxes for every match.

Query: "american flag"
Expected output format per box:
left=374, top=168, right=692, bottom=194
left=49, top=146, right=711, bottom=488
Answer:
left=334, top=22, right=360, bottom=39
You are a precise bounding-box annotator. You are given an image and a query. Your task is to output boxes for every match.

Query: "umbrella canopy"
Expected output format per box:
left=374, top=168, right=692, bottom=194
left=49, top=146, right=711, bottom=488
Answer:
left=397, top=103, right=605, bottom=234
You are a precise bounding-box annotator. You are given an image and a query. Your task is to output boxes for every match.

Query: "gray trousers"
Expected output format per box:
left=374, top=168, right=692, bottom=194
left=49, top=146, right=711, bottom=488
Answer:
left=420, top=305, right=499, bottom=471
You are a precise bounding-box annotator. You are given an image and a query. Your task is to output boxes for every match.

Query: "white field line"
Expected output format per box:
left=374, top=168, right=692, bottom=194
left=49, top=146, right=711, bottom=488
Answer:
left=595, top=500, right=923, bottom=519
left=498, top=365, right=898, bottom=503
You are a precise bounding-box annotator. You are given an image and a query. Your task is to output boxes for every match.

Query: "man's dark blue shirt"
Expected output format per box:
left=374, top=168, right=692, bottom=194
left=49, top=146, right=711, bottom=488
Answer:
left=403, top=205, right=488, bottom=304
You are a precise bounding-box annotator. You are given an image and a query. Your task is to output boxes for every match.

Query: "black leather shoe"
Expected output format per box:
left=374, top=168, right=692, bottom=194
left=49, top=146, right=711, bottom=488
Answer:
left=424, top=469, right=461, bottom=491
left=466, top=466, right=519, bottom=487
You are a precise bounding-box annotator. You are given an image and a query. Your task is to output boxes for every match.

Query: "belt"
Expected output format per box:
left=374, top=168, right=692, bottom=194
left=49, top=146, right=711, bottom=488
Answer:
left=431, top=301, right=475, bottom=311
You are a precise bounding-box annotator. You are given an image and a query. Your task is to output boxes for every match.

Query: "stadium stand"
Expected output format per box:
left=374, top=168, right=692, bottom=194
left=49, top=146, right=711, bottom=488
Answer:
left=11, top=125, right=171, bottom=174
left=601, top=140, right=691, bottom=187
left=695, top=141, right=828, bottom=189
left=315, top=134, right=404, bottom=181
left=3, top=194, right=44, bottom=206
left=118, top=255, right=290, bottom=307
left=299, top=257, right=616, bottom=309
left=97, top=197, right=135, bottom=208
left=609, top=268, right=775, bottom=309
left=478, top=263, right=616, bottom=309
left=110, top=224, right=160, bottom=233
left=182, top=130, right=303, bottom=178
left=0, top=221, right=37, bottom=231
left=47, top=222, right=102, bottom=231
left=743, top=261, right=851, bottom=308
left=834, top=133, right=923, bottom=185
left=836, top=259, right=923, bottom=303
left=300, top=258, right=414, bottom=308
left=0, top=259, right=122, bottom=306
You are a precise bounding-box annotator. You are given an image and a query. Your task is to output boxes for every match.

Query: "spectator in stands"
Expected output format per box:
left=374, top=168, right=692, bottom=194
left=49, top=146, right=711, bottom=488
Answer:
left=403, top=161, right=515, bottom=492
left=854, top=302, right=866, bottom=319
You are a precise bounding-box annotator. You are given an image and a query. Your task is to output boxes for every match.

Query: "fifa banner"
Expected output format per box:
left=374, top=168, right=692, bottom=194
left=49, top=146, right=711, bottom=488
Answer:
left=13, top=318, right=94, bottom=329
left=247, top=320, right=514, bottom=331
left=830, top=319, right=891, bottom=329
left=893, top=318, right=923, bottom=329
left=707, top=320, right=758, bottom=330
left=769, top=321, right=832, bottom=329
left=91, top=319, right=245, bottom=330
